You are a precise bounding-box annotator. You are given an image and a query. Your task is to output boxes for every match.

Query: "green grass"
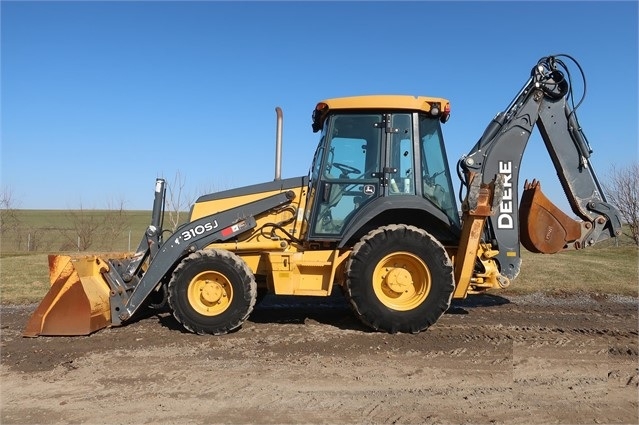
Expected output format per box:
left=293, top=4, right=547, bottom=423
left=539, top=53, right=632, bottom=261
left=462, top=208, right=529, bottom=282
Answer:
left=1, top=209, right=637, bottom=304
left=0, top=208, right=173, bottom=304
left=1, top=245, right=636, bottom=305
left=0, top=254, right=50, bottom=304
left=505, top=246, right=638, bottom=297
left=1, top=209, right=172, bottom=254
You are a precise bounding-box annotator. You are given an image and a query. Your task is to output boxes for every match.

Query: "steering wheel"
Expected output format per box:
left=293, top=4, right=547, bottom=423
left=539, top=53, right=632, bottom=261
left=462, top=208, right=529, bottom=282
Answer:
left=332, top=162, right=361, bottom=176
left=425, top=170, right=445, bottom=185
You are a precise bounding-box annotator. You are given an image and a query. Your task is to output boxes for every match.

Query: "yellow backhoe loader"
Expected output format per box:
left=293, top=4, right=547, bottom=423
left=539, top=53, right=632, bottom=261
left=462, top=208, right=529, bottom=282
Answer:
left=24, top=54, right=622, bottom=337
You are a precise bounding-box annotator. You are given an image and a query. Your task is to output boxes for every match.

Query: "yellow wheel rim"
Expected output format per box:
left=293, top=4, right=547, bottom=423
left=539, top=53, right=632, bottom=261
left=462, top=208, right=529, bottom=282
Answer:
left=187, top=271, right=233, bottom=316
left=372, top=252, right=431, bottom=311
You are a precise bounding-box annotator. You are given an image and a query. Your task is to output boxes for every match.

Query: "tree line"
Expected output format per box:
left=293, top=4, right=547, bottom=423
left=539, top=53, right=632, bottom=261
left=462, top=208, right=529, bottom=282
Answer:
left=1, top=163, right=638, bottom=252
left=0, top=172, right=197, bottom=253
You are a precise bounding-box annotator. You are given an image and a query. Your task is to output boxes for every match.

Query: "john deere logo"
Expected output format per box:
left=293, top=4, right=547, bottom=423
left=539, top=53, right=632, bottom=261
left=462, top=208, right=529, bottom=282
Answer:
left=364, top=185, right=375, bottom=195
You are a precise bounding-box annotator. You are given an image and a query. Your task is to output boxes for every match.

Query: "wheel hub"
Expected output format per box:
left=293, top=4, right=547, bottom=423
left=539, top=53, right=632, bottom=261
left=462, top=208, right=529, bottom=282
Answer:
left=187, top=271, right=233, bottom=316
left=384, top=267, right=413, bottom=293
left=372, top=252, right=431, bottom=311
left=200, top=281, right=225, bottom=304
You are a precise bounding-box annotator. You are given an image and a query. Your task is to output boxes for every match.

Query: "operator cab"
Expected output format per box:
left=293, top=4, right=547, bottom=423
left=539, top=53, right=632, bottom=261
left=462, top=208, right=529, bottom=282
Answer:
left=306, top=95, right=459, bottom=241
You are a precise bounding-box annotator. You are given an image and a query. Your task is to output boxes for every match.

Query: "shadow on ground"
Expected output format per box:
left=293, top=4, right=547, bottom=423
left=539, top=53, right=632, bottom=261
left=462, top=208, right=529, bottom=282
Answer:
left=248, top=292, right=366, bottom=331
left=247, top=291, right=512, bottom=329
left=448, top=293, right=511, bottom=314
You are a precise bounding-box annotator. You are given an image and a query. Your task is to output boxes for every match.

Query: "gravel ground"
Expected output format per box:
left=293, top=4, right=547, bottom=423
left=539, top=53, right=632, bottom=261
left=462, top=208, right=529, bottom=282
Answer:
left=1, top=292, right=637, bottom=424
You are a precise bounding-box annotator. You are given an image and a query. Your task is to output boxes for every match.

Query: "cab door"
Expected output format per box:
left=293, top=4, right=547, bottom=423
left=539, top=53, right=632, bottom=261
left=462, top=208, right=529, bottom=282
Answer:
left=309, top=114, right=383, bottom=238
left=385, top=113, right=416, bottom=196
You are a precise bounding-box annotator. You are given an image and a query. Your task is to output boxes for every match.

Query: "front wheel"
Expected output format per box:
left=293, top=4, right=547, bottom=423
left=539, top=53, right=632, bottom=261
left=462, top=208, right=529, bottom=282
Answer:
left=344, top=224, right=454, bottom=333
left=168, top=249, right=257, bottom=335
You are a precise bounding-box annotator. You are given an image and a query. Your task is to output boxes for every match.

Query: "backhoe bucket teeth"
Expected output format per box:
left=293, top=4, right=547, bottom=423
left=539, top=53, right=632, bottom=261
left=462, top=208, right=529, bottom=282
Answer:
left=23, top=255, right=114, bottom=337
left=519, top=179, right=581, bottom=254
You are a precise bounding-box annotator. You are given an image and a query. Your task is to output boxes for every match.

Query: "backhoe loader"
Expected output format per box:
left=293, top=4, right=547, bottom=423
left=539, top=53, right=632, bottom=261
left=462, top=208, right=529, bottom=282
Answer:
left=24, top=54, right=622, bottom=337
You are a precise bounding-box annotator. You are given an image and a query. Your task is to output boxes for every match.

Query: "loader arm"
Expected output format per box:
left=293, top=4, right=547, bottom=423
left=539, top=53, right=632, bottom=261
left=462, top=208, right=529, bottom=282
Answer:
left=459, top=54, right=622, bottom=280
left=107, top=188, right=296, bottom=325
left=23, top=180, right=296, bottom=337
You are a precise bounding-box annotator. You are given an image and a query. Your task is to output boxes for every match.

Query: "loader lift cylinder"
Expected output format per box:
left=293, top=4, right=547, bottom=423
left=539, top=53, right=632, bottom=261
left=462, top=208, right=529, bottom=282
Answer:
left=151, top=179, right=166, bottom=230
left=120, top=178, right=167, bottom=284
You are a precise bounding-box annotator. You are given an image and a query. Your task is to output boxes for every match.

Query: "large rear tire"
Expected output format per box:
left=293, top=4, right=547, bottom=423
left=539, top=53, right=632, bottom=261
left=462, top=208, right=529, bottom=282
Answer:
left=168, top=249, right=257, bottom=335
left=344, top=224, right=454, bottom=333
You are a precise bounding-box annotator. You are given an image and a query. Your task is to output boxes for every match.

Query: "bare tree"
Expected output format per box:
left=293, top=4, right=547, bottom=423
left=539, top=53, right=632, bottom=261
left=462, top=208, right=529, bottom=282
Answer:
left=60, top=205, right=101, bottom=251
left=165, top=171, right=196, bottom=233
left=0, top=185, right=20, bottom=236
left=102, top=198, right=130, bottom=251
left=60, top=198, right=131, bottom=252
left=0, top=185, right=15, bottom=210
left=602, top=162, right=639, bottom=246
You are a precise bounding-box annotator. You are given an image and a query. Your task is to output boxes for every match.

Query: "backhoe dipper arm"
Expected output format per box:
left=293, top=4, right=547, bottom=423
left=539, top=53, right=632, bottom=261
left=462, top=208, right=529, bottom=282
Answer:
left=459, top=55, right=622, bottom=280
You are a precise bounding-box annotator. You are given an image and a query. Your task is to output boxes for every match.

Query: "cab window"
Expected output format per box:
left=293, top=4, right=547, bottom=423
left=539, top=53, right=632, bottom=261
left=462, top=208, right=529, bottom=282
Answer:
left=313, top=114, right=382, bottom=235
left=420, top=115, right=459, bottom=224
left=388, top=114, right=414, bottom=195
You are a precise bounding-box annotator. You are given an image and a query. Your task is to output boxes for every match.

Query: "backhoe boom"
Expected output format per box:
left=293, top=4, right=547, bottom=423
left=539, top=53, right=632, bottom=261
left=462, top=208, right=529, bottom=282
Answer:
left=459, top=54, right=622, bottom=280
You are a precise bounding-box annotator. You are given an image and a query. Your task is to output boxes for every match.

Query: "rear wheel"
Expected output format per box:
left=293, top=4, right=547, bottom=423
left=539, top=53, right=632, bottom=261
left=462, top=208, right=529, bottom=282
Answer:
left=168, top=249, right=257, bottom=335
left=344, top=224, right=454, bottom=333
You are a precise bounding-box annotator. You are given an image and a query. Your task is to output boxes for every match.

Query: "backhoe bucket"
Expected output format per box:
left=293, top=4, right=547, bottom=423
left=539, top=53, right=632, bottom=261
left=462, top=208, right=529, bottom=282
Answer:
left=23, top=254, right=115, bottom=337
left=519, top=179, right=581, bottom=254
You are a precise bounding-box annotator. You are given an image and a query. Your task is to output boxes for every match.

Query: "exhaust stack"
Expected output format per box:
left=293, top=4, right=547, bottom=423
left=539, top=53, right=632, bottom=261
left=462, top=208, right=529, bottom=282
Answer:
left=275, top=107, right=283, bottom=181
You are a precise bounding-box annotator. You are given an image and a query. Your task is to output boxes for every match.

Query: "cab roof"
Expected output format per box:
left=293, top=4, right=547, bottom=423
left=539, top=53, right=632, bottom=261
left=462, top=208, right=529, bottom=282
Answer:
left=312, top=95, right=451, bottom=132
left=317, top=95, right=450, bottom=113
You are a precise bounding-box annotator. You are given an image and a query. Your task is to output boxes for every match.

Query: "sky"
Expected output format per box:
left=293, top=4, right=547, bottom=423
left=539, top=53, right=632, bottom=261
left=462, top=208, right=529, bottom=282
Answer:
left=1, top=0, right=638, bottom=213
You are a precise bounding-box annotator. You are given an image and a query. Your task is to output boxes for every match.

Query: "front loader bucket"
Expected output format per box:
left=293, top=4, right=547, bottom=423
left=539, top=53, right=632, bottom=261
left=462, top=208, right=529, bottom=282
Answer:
left=519, top=179, right=581, bottom=254
left=23, top=255, right=114, bottom=337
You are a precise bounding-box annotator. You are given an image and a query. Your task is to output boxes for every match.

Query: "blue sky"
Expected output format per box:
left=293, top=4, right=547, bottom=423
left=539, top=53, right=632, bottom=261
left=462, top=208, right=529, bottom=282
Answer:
left=2, top=1, right=638, bottom=212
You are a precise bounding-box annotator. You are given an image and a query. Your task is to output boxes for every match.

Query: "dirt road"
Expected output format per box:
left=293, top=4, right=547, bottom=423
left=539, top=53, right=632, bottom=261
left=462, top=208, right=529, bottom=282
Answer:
left=1, top=292, right=637, bottom=425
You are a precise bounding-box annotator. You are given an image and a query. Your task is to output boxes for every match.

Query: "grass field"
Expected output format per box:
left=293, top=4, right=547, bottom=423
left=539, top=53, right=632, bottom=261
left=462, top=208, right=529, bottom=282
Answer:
left=506, top=246, right=638, bottom=297
left=0, top=246, right=636, bottom=305
left=1, top=209, right=157, bottom=254
left=1, top=254, right=49, bottom=304
left=1, top=209, right=637, bottom=304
